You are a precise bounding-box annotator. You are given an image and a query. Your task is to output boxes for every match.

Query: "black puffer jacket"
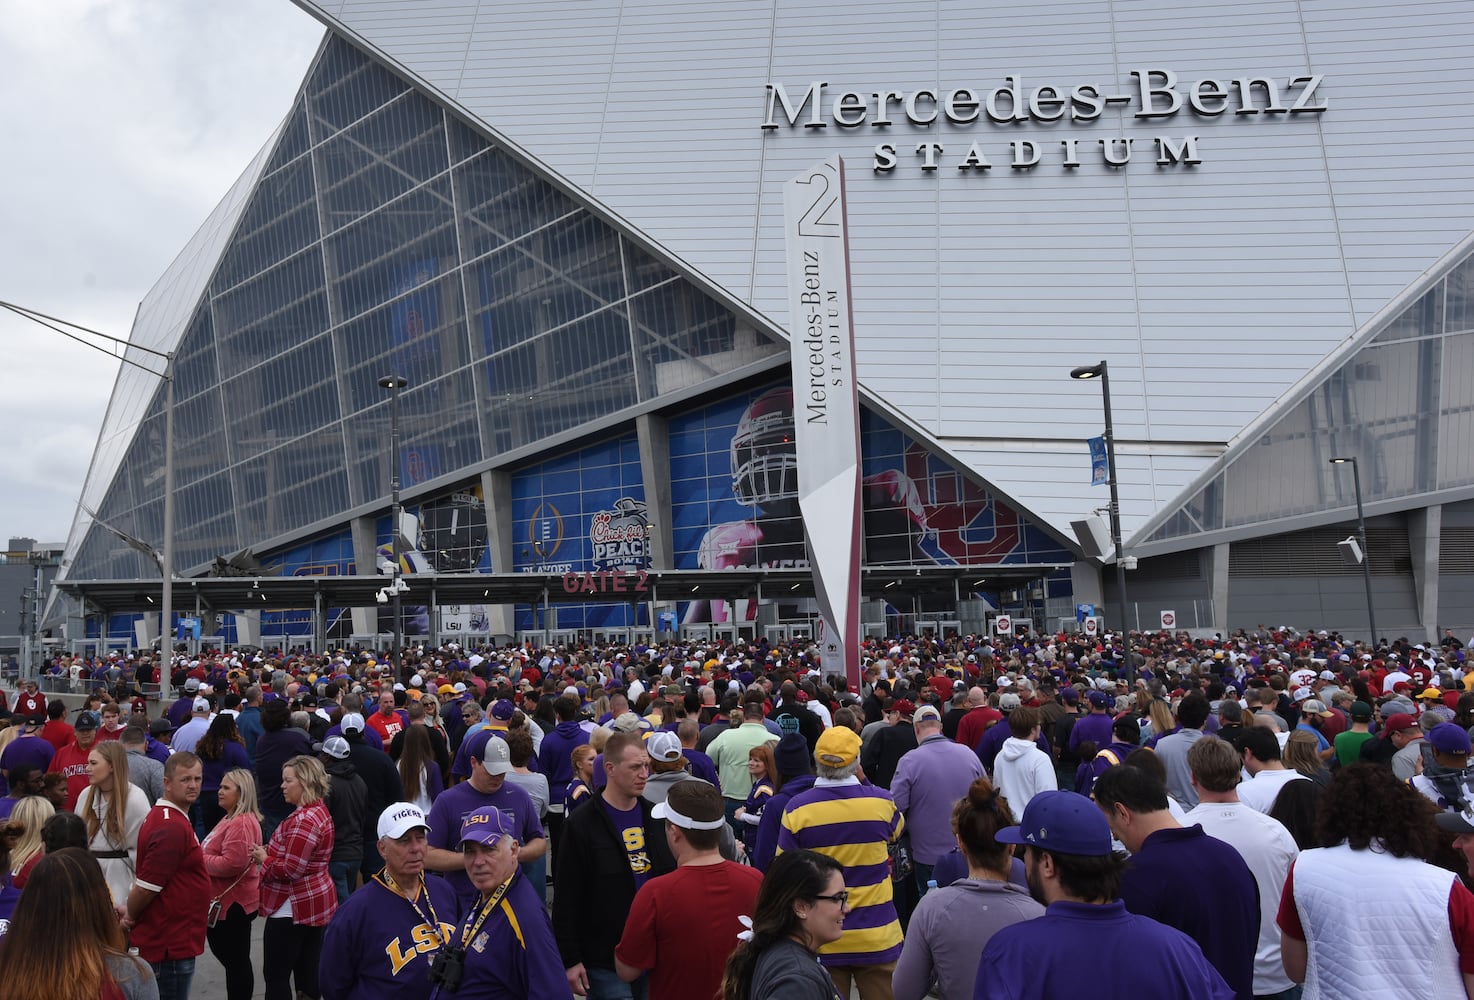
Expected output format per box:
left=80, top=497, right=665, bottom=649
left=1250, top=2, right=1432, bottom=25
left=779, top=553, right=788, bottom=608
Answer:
left=552, top=795, right=676, bottom=971
left=323, top=755, right=368, bottom=863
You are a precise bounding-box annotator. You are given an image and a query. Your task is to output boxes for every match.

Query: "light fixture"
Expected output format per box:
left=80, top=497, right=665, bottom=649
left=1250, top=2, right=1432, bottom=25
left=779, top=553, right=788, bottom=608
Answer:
left=1070, top=357, right=1131, bottom=674
left=1328, top=456, right=1376, bottom=644
left=885, top=580, right=898, bottom=589
left=790, top=583, right=801, bottom=591
left=145, top=595, right=155, bottom=605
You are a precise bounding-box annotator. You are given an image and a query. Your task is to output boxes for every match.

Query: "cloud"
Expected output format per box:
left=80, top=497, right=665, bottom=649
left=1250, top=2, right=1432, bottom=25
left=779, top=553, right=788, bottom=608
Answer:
left=0, top=0, right=323, bottom=542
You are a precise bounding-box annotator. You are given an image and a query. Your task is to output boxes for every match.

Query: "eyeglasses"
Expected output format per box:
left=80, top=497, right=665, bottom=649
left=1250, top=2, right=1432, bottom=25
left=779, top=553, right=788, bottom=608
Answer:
left=812, top=891, right=849, bottom=907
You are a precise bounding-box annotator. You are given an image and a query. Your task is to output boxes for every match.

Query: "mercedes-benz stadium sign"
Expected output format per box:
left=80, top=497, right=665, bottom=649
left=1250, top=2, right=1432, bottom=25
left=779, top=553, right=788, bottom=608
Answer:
left=764, top=69, right=1328, bottom=173
left=784, top=156, right=863, bottom=688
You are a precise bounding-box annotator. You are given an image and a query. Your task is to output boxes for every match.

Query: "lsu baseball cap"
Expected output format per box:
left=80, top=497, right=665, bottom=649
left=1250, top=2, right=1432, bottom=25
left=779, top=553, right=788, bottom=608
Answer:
left=459, top=806, right=516, bottom=848
left=481, top=734, right=514, bottom=775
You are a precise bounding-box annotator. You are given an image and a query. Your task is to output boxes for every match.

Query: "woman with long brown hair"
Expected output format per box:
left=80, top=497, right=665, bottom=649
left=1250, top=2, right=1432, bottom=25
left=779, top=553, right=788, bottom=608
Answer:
left=196, top=714, right=251, bottom=835
left=396, top=724, right=443, bottom=812
left=0, top=846, right=158, bottom=999
left=76, top=740, right=149, bottom=906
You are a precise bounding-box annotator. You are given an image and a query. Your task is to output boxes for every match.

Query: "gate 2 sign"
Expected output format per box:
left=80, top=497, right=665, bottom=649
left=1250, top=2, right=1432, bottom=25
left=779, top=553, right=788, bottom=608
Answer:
left=561, top=570, right=651, bottom=595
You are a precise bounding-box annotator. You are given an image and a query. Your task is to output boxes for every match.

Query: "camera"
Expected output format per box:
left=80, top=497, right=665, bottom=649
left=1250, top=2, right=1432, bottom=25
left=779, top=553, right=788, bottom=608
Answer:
left=428, top=944, right=465, bottom=992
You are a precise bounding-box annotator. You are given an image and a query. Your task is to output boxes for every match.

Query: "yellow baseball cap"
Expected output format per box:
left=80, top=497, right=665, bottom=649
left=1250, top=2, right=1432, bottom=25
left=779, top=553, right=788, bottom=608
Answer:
left=814, top=727, right=860, bottom=768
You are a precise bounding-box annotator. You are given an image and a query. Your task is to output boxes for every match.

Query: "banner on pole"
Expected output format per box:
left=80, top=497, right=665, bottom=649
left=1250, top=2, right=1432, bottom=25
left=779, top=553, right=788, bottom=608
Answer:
left=785, top=156, right=863, bottom=691
left=1088, top=436, right=1109, bottom=485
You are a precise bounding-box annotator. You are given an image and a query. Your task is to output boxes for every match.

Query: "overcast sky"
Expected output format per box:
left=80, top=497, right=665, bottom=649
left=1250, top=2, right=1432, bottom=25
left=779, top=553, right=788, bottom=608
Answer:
left=0, top=1, right=323, bottom=547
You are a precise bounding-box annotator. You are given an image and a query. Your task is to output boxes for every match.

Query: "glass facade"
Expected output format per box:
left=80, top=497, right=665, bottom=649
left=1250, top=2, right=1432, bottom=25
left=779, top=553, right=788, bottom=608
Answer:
left=1145, top=249, right=1474, bottom=545
left=68, top=34, right=781, bottom=581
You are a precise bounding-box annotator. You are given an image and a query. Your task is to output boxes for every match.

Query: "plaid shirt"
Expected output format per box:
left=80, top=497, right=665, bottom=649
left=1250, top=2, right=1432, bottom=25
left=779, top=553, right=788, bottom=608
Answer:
left=258, top=800, right=337, bottom=926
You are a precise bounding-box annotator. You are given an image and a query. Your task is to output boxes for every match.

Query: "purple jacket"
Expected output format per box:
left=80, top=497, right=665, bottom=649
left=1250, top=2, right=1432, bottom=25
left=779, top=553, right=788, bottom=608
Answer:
left=537, top=720, right=589, bottom=807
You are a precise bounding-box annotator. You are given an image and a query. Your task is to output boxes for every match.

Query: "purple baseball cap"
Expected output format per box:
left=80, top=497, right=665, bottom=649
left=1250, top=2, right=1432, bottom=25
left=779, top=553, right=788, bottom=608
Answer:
left=458, top=806, right=516, bottom=848
left=994, top=791, right=1114, bottom=856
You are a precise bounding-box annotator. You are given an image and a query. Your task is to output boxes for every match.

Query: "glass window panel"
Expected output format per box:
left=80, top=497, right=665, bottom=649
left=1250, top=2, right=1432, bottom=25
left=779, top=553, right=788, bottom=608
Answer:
left=172, top=307, right=218, bottom=402
left=214, top=156, right=319, bottom=292
left=455, top=149, right=580, bottom=260
left=1373, top=287, right=1441, bottom=344
left=326, top=179, right=458, bottom=323
left=212, top=248, right=330, bottom=372
left=622, top=238, right=679, bottom=295
left=222, top=336, right=341, bottom=461
left=1447, top=257, right=1474, bottom=335
left=306, top=36, right=408, bottom=140
left=337, top=273, right=469, bottom=414
left=266, top=100, right=311, bottom=173
left=1439, top=331, right=1474, bottom=489
left=315, top=95, right=450, bottom=234
left=631, top=282, right=780, bottom=399
left=173, top=389, right=228, bottom=489
left=482, top=309, right=637, bottom=452
left=468, top=212, right=624, bottom=357
left=346, top=368, right=483, bottom=507
left=446, top=115, right=491, bottom=165
left=234, top=424, right=350, bottom=543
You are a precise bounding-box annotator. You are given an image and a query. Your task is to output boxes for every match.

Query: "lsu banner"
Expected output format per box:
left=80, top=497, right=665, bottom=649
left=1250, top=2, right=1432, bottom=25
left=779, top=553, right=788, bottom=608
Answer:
left=784, top=156, right=862, bottom=690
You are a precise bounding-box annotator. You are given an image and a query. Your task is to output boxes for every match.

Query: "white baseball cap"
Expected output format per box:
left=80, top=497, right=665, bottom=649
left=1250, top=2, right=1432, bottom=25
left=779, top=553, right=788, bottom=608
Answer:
left=646, top=731, right=682, bottom=763
left=377, top=802, right=431, bottom=840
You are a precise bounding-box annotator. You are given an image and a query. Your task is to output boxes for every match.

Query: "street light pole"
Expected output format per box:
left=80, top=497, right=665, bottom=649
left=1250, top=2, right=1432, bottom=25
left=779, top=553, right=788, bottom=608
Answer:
left=379, top=375, right=408, bottom=675
left=1330, top=456, right=1377, bottom=647
left=1, top=300, right=176, bottom=700
left=1071, top=360, right=1132, bottom=677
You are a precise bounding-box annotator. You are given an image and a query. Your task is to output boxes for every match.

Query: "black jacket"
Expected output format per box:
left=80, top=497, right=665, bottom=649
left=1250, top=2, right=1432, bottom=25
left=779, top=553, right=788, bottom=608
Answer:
left=862, top=722, right=917, bottom=789
left=552, top=794, right=676, bottom=972
left=345, top=735, right=404, bottom=849
left=323, top=756, right=368, bottom=863
left=769, top=700, right=822, bottom=752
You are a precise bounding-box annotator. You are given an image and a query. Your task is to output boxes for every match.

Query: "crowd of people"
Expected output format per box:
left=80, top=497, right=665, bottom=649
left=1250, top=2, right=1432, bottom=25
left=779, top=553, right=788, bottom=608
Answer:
left=0, top=622, right=1473, bottom=998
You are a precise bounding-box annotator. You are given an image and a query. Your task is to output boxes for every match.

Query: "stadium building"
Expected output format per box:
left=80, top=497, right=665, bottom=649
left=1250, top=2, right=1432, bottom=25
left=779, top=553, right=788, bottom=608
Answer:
left=52, top=1, right=1474, bottom=649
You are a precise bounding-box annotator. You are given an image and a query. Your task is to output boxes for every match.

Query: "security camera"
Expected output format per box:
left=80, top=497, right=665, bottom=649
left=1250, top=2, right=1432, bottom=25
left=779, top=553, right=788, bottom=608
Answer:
left=1337, top=536, right=1364, bottom=566
left=375, top=590, right=389, bottom=604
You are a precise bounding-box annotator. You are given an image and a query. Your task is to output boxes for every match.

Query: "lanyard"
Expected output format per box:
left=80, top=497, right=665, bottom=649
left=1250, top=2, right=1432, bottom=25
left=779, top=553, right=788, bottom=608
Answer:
left=375, top=871, right=449, bottom=948
left=457, top=871, right=516, bottom=948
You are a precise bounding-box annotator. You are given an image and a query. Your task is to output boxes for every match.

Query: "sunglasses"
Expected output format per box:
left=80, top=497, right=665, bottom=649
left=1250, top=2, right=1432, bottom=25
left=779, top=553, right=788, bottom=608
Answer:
left=812, top=891, right=849, bottom=907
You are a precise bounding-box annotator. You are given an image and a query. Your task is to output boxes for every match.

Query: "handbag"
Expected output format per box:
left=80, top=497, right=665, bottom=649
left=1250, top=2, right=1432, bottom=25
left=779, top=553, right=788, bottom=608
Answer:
left=207, top=864, right=252, bottom=928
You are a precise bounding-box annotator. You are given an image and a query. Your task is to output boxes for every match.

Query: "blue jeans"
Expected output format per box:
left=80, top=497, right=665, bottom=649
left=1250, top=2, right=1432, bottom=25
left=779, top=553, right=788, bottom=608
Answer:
left=522, top=855, right=547, bottom=902
left=1257, top=988, right=1304, bottom=1000
left=586, top=964, right=647, bottom=1000
left=151, top=957, right=195, bottom=1000
left=913, top=861, right=935, bottom=899
left=329, top=860, right=359, bottom=903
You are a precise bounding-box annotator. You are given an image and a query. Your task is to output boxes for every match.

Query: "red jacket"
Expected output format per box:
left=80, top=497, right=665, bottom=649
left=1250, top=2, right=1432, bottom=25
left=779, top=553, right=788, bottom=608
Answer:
left=955, top=706, right=1003, bottom=751
left=48, top=739, right=93, bottom=811
left=258, top=801, right=336, bottom=927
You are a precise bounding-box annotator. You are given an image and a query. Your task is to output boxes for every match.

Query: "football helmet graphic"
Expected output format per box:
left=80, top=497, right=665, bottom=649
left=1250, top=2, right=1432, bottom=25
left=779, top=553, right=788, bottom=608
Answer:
left=730, top=388, right=799, bottom=507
